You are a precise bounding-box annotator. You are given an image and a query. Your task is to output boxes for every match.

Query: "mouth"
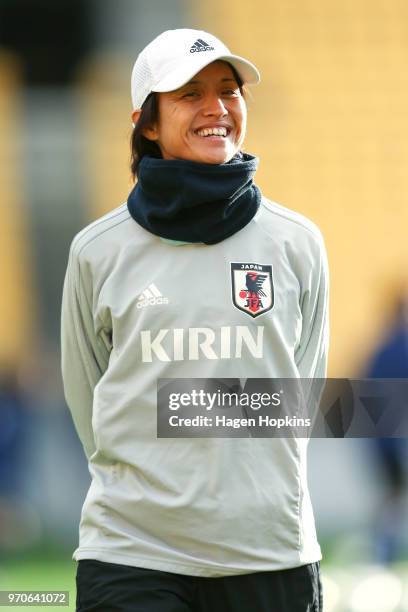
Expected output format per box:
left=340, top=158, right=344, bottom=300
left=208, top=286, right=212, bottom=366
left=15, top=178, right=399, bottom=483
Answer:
left=194, top=126, right=232, bottom=139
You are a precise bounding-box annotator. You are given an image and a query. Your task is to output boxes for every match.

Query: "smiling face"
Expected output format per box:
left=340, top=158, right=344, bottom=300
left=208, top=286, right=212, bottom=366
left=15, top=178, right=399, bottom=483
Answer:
left=135, top=61, right=247, bottom=164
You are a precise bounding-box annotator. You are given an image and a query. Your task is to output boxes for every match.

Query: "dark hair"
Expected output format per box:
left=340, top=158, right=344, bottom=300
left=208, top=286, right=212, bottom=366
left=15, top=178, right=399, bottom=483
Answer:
left=130, top=62, right=245, bottom=181
left=130, top=93, right=161, bottom=180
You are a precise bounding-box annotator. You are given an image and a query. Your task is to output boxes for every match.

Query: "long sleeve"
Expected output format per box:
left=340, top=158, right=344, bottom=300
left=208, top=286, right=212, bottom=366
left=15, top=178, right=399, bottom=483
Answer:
left=61, top=244, right=111, bottom=459
left=295, top=234, right=330, bottom=379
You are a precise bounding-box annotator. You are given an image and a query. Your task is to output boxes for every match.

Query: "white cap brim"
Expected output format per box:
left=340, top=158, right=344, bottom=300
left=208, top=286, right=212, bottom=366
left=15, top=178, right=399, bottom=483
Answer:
left=151, top=53, right=260, bottom=94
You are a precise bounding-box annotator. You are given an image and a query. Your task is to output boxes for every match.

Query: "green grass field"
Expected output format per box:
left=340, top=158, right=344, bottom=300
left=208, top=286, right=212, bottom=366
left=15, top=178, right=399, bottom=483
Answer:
left=0, top=558, right=76, bottom=612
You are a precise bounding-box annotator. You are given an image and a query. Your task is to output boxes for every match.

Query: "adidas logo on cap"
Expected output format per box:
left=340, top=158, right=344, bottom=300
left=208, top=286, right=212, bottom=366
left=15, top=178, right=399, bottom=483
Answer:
left=190, top=38, right=215, bottom=53
left=137, top=283, right=169, bottom=309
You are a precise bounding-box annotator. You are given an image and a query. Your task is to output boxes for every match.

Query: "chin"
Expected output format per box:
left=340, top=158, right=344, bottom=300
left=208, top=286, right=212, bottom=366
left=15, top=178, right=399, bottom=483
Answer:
left=202, top=157, right=228, bottom=165
left=195, top=149, right=235, bottom=165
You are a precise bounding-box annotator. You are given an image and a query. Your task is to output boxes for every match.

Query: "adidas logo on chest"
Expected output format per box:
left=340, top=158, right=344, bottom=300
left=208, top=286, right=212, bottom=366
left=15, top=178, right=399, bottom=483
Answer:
left=137, top=283, right=169, bottom=309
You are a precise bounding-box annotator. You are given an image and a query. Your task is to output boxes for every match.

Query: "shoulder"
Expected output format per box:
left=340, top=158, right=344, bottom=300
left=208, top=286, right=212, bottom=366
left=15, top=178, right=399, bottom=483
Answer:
left=69, top=203, right=131, bottom=261
left=259, top=197, right=325, bottom=245
left=256, top=197, right=327, bottom=259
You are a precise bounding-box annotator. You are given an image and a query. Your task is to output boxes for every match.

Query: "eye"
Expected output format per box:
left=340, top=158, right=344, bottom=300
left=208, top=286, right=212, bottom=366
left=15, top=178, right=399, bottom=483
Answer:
left=222, top=88, right=240, bottom=97
left=182, top=91, right=199, bottom=98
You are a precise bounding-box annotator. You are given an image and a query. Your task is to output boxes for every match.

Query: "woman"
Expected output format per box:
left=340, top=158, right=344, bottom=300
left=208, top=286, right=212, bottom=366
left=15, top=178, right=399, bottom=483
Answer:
left=61, top=28, right=328, bottom=612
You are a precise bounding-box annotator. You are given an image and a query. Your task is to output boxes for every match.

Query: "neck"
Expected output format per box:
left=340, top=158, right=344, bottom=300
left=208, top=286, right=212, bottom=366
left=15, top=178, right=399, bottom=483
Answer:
left=127, top=153, right=262, bottom=244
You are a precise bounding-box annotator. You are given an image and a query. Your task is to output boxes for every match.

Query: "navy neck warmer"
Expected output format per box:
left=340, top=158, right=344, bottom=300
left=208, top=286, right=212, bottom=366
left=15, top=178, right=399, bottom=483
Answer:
left=126, top=152, right=261, bottom=244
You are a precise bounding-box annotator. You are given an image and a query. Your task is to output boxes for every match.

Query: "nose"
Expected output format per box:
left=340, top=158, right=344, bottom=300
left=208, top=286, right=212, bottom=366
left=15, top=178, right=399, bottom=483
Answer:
left=202, top=93, right=228, bottom=117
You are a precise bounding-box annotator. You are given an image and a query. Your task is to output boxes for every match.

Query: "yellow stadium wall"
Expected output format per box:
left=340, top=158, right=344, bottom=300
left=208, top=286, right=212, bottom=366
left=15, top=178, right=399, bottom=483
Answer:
left=194, top=0, right=408, bottom=375
left=0, top=53, right=36, bottom=368
left=78, top=54, right=134, bottom=221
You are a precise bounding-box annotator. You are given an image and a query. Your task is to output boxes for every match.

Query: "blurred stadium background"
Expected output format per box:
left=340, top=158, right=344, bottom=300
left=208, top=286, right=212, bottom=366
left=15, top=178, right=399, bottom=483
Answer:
left=0, top=0, right=407, bottom=610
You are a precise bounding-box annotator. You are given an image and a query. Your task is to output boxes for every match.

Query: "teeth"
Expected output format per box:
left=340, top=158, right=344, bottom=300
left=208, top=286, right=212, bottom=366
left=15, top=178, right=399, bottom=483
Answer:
left=196, top=127, right=228, bottom=137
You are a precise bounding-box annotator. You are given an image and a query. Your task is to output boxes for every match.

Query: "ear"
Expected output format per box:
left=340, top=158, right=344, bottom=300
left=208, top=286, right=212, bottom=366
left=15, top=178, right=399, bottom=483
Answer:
left=142, top=125, right=159, bottom=141
left=131, top=109, right=141, bottom=128
left=131, top=109, right=159, bottom=141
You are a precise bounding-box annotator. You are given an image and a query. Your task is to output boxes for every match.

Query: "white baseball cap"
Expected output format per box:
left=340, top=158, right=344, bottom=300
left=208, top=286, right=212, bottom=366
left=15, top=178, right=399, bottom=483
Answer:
left=131, top=28, right=261, bottom=110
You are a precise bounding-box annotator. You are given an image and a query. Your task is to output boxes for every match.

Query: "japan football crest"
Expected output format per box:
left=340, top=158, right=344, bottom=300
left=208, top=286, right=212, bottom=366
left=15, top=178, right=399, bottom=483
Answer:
left=230, top=263, right=274, bottom=318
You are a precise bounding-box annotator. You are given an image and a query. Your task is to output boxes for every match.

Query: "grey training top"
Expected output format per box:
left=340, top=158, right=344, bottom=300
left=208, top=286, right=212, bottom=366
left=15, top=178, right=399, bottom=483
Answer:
left=61, top=197, right=329, bottom=576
